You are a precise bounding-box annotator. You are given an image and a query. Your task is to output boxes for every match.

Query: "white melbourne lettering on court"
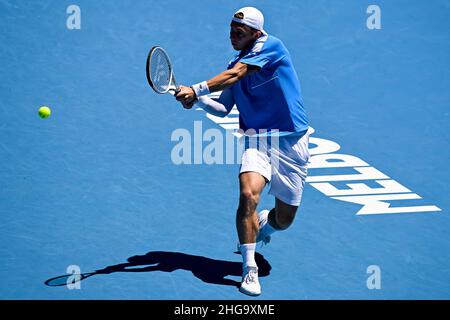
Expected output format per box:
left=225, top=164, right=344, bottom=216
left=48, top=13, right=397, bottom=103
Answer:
left=196, top=102, right=442, bottom=216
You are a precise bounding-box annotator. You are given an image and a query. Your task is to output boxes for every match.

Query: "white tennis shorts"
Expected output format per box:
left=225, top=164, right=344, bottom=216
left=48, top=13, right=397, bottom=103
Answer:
left=239, top=130, right=310, bottom=206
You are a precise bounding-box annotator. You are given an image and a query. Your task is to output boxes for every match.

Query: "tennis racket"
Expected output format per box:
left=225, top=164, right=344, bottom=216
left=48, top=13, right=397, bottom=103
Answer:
left=146, top=46, right=180, bottom=95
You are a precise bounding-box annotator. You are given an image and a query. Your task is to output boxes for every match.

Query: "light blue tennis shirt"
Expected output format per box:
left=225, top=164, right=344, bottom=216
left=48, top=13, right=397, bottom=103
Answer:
left=228, top=34, right=308, bottom=135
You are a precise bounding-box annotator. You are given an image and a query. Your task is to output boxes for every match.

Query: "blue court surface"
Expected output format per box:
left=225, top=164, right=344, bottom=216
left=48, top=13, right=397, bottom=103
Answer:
left=1, top=0, right=449, bottom=300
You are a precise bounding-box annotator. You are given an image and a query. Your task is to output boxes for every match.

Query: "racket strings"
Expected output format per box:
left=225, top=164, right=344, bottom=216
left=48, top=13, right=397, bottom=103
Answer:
left=149, top=48, right=172, bottom=93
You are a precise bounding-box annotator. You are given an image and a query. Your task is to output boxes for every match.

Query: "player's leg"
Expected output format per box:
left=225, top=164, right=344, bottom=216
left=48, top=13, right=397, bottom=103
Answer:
left=236, top=171, right=266, bottom=245
left=237, top=144, right=271, bottom=247
left=237, top=171, right=266, bottom=296
left=266, top=197, right=299, bottom=230
left=260, top=131, right=310, bottom=242
left=272, top=197, right=298, bottom=229
left=257, top=198, right=298, bottom=243
left=237, top=136, right=272, bottom=296
left=236, top=139, right=271, bottom=246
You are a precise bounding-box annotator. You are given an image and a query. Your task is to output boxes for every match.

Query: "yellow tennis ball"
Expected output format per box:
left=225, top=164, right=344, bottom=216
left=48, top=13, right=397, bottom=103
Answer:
left=38, top=106, right=51, bottom=119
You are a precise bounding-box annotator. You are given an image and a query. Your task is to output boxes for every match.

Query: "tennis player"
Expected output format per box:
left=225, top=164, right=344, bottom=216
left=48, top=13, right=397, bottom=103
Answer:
left=175, top=7, right=310, bottom=296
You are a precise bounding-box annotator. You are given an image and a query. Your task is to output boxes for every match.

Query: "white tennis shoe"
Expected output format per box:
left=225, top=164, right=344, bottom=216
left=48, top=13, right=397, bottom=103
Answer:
left=239, top=266, right=261, bottom=296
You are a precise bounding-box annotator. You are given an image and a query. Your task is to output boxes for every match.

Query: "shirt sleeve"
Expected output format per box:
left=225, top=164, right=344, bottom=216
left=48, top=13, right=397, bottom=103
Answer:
left=239, top=51, right=270, bottom=69
left=196, top=88, right=234, bottom=117
left=239, top=36, right=285, bottom=70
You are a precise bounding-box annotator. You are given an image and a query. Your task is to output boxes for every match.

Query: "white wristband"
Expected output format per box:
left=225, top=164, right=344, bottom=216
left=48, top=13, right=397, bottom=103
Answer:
left=191, top=81, right=210, bottom=97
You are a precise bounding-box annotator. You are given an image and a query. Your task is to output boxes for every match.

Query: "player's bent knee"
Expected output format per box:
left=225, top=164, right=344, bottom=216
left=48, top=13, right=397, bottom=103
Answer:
left=275, top=199, right=298, bottom=220
left=273, top=208, right=297, bottom=230
left=275, top=214, right=295, bottom=230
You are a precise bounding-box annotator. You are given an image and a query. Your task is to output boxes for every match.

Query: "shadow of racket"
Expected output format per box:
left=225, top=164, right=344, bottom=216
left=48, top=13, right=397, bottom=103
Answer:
left=44, top=271, right=98, bottom=287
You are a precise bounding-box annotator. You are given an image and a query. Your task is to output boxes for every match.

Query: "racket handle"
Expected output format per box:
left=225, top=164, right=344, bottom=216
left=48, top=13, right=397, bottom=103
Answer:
left=174, top=87, right=181, bottom=95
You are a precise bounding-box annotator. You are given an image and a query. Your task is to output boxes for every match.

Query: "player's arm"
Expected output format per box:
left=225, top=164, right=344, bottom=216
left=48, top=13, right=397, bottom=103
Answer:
left=175, top=62, right=259, bottom=108
left=206, top=62, right=259, bottom=92
left=195, top=88, right=235, bottom=117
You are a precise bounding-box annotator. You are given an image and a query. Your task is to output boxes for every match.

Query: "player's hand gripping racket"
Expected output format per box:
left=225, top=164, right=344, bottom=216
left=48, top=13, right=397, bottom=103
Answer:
left=146, top=46, right=180, bottom=95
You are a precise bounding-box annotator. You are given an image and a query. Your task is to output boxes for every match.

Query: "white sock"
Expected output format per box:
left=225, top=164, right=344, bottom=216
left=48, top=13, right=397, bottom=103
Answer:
left=240, top=243, right=257, bottom=269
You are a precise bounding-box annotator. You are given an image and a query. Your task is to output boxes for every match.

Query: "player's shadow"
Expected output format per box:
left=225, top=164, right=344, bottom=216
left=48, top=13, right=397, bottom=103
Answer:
left=45, top=251, right=271, bottom=288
